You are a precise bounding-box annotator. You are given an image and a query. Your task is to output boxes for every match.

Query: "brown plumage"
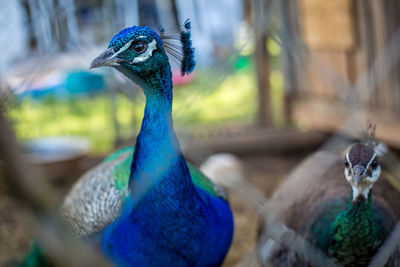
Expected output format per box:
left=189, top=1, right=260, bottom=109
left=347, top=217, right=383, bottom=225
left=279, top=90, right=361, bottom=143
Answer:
left=259, top=149, right=400, bottom=266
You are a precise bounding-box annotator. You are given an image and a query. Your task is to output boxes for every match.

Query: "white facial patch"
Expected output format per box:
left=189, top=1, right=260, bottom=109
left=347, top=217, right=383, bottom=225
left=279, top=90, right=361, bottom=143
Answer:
left=113, top=39, right=135, bottom=57
left=345, top=151, right=351, bottom=168
left=110, top=37, right=157, bottom=64
left=131, top=39, right=157, bottom=63
left=344, top=164, right=381, bottom=200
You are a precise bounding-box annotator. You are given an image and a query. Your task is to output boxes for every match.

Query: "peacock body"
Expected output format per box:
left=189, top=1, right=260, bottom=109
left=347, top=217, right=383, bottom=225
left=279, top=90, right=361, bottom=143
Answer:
left=31, top=22, right=233, bottom=267
left=263, top=141, right=400, bottom=266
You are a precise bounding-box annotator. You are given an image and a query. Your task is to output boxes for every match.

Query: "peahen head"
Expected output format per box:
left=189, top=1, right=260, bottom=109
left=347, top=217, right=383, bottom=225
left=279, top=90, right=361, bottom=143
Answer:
left=90, top=21, right=195, bottom=92
left=344, top=143, right=381, bottom=200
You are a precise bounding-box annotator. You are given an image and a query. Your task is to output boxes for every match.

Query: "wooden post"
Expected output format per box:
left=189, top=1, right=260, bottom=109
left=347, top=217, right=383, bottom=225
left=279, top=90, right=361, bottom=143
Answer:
left=253, top=0, right=271, bottom=126
left=277, top=0, right=300, bottom=124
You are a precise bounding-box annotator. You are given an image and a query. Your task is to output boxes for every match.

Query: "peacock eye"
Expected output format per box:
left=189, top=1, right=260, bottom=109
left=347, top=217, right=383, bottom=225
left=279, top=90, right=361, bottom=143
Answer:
left=131, top=41, right=147, bottom=54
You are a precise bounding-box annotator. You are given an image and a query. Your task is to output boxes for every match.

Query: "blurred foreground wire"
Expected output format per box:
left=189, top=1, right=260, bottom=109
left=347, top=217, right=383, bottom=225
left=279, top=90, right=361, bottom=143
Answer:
left=0, top=104, right=111, bottom=267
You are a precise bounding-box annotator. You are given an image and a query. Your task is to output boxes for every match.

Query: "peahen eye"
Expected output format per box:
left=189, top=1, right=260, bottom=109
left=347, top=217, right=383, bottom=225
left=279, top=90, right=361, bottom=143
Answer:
left=344, top=161, right=350, bottom=168
left=370, top=159, right=378, bottom=169
left=131, top=41, right=147, bottom=54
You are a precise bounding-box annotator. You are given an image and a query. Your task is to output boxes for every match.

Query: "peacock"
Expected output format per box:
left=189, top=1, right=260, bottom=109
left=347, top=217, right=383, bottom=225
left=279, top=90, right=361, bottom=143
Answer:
left=24, top=20, right=234, bottom=267
left=259, top=130, right=400, bottom=266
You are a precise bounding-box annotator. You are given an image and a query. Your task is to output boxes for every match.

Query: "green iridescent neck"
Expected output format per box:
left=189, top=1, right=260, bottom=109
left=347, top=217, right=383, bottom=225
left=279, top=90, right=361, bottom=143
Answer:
left=328, top=190, right=382, bottom=265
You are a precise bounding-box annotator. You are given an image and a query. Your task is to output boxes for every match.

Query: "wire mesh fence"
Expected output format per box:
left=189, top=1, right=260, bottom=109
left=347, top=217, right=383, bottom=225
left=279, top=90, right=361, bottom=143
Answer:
left=1, top=0, right=400, bottom=266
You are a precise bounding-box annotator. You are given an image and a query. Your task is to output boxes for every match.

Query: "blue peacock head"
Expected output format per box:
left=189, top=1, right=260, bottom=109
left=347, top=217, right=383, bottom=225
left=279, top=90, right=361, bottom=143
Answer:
left=90, top=21, right=195, bottom=82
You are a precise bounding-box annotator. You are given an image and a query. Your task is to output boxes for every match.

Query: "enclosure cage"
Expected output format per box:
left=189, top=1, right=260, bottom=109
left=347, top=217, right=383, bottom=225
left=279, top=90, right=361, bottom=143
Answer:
left=1, top=0, right=400, bottom=266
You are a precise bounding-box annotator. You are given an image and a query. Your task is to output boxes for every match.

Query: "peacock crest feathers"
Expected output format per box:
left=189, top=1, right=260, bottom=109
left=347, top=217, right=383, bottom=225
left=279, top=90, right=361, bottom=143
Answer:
left=346, top=122, right=386, bottom=169
left=179, top=19, right=196, bottom=75
left=359, top=121, right=387, bottom=157
left=362, top=121, right=377, bottom=148
left=160, top=19, right=196, bottom=76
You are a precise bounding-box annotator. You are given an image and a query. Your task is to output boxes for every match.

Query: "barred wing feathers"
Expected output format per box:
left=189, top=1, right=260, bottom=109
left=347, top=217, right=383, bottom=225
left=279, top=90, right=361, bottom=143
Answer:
left=61, top=146, right=226, bottom=237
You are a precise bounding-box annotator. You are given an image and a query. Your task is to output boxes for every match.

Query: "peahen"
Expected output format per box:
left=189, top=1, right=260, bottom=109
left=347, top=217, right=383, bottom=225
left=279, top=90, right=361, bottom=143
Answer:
left=25, top=21, right=234, bottom=267
left=259, top=132, right=400, bottom=266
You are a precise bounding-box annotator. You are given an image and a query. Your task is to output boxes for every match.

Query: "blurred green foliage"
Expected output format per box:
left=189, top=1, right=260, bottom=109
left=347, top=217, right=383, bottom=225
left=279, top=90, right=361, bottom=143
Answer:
left=7, top=56, right=284, bottom=154
left=9, top=60, right=285, bottom=153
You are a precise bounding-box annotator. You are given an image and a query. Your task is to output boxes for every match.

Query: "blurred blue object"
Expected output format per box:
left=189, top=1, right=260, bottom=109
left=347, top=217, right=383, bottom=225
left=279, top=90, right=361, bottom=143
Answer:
left=65, top=71, right=105, bottom=96
left=16, top=71, right=105, bottom=100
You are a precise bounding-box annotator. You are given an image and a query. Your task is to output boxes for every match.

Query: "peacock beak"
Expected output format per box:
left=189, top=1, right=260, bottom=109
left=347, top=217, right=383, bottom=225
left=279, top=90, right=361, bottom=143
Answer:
left=90, top=47, right=122, bottom=69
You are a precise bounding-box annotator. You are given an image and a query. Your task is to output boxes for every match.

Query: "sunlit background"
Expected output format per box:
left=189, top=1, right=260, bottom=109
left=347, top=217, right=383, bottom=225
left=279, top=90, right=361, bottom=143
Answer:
left=2, top=0, right=286, bottom=154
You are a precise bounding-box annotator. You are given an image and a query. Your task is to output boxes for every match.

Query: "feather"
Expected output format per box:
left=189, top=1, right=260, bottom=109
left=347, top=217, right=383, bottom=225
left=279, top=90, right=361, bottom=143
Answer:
left=160, top=19, right=196, bottom=76
left=61, top=146, right=227, bottom=238
left=180, top=19, right=196, bottom=75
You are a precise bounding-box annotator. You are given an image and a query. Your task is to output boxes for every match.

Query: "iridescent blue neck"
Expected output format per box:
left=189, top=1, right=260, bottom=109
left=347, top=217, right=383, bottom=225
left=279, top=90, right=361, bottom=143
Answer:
left=124, top=64, right=194, bottom=204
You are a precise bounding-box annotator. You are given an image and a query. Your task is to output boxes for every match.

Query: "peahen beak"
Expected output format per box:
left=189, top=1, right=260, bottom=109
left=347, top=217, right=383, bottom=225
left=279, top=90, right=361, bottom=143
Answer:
left=90, top=47, right=122, bottom=69
left=353, top=175, right=362, bottom=185
left=352, top=165, right=366, bottom=185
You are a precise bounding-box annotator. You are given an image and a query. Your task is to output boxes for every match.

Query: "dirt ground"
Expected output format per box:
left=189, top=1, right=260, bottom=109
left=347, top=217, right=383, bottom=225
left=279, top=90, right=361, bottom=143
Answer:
left=0, top=152, right=307, bottom=266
